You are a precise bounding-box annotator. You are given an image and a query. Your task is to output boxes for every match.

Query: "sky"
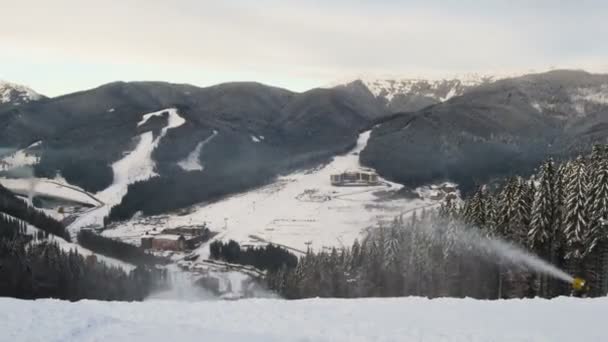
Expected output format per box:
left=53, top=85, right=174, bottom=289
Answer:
left=1, top=0, right=607, bottom=96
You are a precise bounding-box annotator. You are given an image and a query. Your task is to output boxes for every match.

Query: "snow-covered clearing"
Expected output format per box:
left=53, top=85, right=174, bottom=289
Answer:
left=106, top=131, right=450, bottom=254
left=68, top=108, right=185, bottom=232
left=1, top=296, right=604, bottom=341
left=0, top=140, right=41, bottom=171
left=178, top=130, right=218, bottom=171
left=0, top=177, right=101, bottom=207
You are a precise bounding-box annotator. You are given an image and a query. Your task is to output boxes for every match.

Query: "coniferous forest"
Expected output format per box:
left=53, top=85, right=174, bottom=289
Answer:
left=267, top=146, right=608, bottom=299
left=0, top=187, right=167, bottom=301
left=209, top=240, right=298, bottom=272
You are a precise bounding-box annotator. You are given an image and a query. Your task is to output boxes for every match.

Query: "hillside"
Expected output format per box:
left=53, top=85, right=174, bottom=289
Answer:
left=0, top=81, right=387, bottom=224
left=361, top=70, right=608, bottom=191
left=3, top=69, right=608, bottom=234
left=356, top=73, right=499, bottom=112
left=100, top=131, right=451, bottom=254
left=2, top=297, right=604, bottom=341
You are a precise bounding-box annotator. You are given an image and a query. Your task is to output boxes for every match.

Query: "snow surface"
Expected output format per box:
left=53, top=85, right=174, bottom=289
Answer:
left=353, top=73, right=513, bottom=102
left=570, top=85, right=608, bottom=115
left=1, top=296, right=605, bottom=341
left=0, top=80, right=43, bottom=104
left=0, top=140, right=41, bottom=171
left=68, top=108, right=185, bottom=232
left=178, top=130, right=218, bottom=171
left=0, top=178, right=102, bottom=207
left=105, top=131, right=448, bottom=254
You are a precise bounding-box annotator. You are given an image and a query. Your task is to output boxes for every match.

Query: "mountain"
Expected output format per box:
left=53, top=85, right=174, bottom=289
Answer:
left=0, top=80, right=387, bottom=223
left=0, top=81, right=45, bottom=106
left=336, top=74, right=512, bottom=113
left=361, top=70, right=608, bottom=191
left=3, top=69, right=608, bottom=226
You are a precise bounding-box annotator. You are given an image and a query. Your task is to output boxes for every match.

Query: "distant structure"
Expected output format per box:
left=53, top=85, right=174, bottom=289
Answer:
left=428, top=183, right=459, bottom=201
left=141, top=225, right=212, bottom=251
left=330, top=170, right=380, bottom=186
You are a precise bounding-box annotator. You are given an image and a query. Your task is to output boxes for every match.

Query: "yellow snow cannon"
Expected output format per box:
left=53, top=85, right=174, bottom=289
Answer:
left=572, top=277, right=586, bottom=292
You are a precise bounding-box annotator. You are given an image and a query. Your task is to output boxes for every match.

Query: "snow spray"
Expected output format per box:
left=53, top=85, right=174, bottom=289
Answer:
left=481, top=237, right=573, bottom=283
left=145, top=265, right=217, bottom=301
left=436, top=223, right=574, bottom=284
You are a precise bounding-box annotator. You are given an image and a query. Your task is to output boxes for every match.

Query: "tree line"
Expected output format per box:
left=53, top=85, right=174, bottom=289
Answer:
left=267, top=145, right=608, bottom=299
left=0, top=218, right=167, bottom=301
left=210, top=240, right=298, bottom=272
left=0, top=184, right=70, bottom=240
left=77, top=229, right=168, bottom=266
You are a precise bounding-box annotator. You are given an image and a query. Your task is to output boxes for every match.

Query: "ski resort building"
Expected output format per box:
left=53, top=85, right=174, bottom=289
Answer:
left=140, top=225, right=213, bottom=251
left=141, top=234, right=186, bottom=251
left=330, top=171, right=380, bottom=186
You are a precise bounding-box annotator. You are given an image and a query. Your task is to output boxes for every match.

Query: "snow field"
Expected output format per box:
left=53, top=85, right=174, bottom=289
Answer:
left=1, top=296, right=605, bottom=341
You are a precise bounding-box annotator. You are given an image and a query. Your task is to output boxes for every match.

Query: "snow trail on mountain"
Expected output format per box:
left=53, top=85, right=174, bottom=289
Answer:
left=109, top=130, right=448, bottom=253
left=68, top=108, right=185, bottom=232
left=178, top=130, right=218, bottom=171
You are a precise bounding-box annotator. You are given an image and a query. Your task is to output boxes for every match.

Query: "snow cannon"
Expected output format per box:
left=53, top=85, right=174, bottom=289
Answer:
left=572, top=277, right=587, bottom=293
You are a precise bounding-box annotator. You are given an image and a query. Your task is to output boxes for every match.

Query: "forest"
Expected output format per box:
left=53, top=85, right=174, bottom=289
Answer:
left=0, top=187, right=167, bottom=301
left=77, top=229, right=168, bottom=266
left=0, top=184, right=70, bottom=240
left=267, top=146, right=608, bottom=299
left=0, top=224, right=167, bottom=301
left=210, top=240, right=298, bottom=272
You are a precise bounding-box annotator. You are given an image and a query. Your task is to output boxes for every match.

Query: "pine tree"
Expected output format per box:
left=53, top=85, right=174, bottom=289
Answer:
left=585, top=146, right=608, bottom=295
left=528, top=159, right=558, bottom=297
left=563, top=157, right=590, bottom=261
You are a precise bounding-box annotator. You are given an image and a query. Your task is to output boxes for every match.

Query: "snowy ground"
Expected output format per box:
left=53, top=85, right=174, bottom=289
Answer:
left=1, top=296, right=605, bottom=341
left=105, top=131, right=450, bottom=255
left=0, top=177, right=102, bottom=207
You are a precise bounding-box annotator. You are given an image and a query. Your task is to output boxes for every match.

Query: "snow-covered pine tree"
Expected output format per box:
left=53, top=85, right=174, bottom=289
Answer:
left=585, top=146, right=608, bottom=295
left=467, top=186, right=487, bottom=229
left=496, top=178, right=518, bottom=239
left=563, top=157, right=590, bottom=262
left=528, top=159, right=558, bottom=296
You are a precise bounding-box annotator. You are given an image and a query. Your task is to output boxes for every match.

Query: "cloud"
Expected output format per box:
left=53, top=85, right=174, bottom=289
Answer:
left=1, top=0, right=607, bottom=95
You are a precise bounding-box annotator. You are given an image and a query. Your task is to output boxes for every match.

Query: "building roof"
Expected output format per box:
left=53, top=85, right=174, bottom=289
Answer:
left=151, top=234, right=184, bottom=241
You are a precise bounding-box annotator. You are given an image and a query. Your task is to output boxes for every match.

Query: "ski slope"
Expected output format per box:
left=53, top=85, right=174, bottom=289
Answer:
left=0, top=140, right=41, bottom=171
left=178, top=130, right=218, bottom=171
left=1, top=296, right=604, bottom=341
left=68, top=108, right=185, bottom=232
left=105, top=131, right=452, bottom=254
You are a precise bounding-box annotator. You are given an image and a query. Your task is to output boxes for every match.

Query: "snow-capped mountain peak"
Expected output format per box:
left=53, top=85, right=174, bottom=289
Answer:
left=332, top=72, right=525, bottom=112
left=0, top=80, right=44, bottom=105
